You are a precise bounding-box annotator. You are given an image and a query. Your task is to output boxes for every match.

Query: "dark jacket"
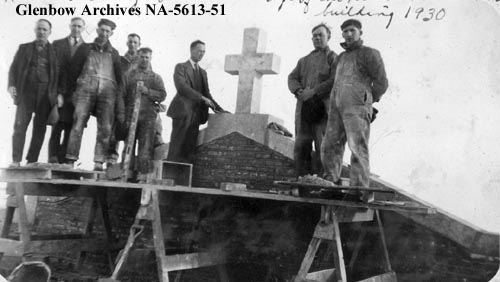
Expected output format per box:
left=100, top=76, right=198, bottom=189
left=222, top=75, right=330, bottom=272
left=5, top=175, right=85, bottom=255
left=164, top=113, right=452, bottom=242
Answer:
left=52, top=37, right=88, bottom=121
left=335, top=40, right=388, bottom=102
left=8, top=41, right=58, bottom=107
left=123, top=66, right=166, bottom=119
left=167, top=61, right=222, bottom=125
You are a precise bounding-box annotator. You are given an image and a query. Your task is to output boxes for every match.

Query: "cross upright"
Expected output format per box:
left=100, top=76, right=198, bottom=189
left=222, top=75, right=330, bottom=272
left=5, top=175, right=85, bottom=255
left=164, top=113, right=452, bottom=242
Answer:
left=224, top=28, right=281, bottom=114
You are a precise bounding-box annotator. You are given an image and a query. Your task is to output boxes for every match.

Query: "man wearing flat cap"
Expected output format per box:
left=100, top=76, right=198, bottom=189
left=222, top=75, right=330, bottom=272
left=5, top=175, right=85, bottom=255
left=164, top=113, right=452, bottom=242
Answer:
left=65, top=18, right=125, bottom=171
left=321, top=19, right=388, bottom=201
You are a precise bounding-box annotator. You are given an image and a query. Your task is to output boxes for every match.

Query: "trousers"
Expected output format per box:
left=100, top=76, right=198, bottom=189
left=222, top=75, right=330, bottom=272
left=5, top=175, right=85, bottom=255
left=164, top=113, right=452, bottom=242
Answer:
left=12, top=83, right=50, bottom=163
left=66, top=77, right=116, bottom=163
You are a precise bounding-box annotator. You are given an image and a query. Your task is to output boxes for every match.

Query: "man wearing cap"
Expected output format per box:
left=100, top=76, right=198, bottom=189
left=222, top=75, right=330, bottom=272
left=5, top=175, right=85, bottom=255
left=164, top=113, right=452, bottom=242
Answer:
left=106, top=33, right=166, bottom=165
left=166, top=40, right=225, bottom=163
left=122, top=47, right=166, bottom=182
left=48, top=17, right=88, bottom=164
left=65, top=18, right=124, bottom=171
left=8, top=19, right=58, bottom=167
left=288, top=23, right=337, bottom=177
left=321, top=19, right=388, bottom=200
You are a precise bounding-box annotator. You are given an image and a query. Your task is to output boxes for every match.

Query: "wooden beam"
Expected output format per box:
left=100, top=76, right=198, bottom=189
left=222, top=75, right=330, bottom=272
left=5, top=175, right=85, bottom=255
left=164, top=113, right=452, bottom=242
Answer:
left=7, top=182, right=96, bottom=197
left=151, top=189, right=169, bottom=282
left=15, top=183, right=30, bottom=243
left=376, top=210, right=392, bottom=272
left=336, top=207, right=374, bottom=223
left=162, top=251, right=226, bottom=271
left=331, top=216, right=347, bottom=282
left=0, top=179, right=435, bottom=214
left=0, top=168, right=51, bottom=180
left=294, top=238, right=322, bottom=282
left=1, top=207, right=15, bottom=238
left=23, top=238, right=122, bottom=253
left=0, top=238, right=23, bottom=256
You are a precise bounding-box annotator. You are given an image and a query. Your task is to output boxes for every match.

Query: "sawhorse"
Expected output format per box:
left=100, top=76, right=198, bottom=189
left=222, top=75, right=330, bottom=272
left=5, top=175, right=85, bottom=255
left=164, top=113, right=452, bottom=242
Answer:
left=294, top=205, right=396, bottom=282
left=0, top=181, right=116, bottom=267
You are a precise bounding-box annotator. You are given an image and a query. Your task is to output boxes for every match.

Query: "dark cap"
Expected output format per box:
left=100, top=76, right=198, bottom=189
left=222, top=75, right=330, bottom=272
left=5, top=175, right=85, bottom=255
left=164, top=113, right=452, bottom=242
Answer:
left=98, top=18, right=116, bottom=30
left=340, top=19, right=362, bottom=30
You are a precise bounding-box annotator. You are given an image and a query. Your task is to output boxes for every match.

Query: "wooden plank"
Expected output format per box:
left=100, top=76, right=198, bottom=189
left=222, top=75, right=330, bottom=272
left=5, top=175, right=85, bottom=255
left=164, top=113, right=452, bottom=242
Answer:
left=274, top=181, right=395, bottom=194
left=0, top=168, right=51, bottom=180
left=313, top=223, right=334, bottom=240
left=357, top=271, right=397, bottom=282
left=50, top=169, right=103, bottom=180
left=331, top=215, right=347, bottom=282
left=162, top=251, right=226, bottom=271
left=294, top=238, right=322, bottom=282
left=1, top=207, right=15, bottom=238
left=24, top=238, right=122, bottom=253
left=0, top=179, right=435, bottom=214
left=336, top=208, right=374, bottom=223
left=376, top=210, right=392, bottom=272
left=15, top=183, right=30, bottom=243
left=305, top=268, right=335, bottom=282
left=151, top=189, right=169, bottom=282
left=97, top=191, right=113, bottom=241
left=0, top=238, right=23, bottom=256
left=7, top=182, right=96, bottom=197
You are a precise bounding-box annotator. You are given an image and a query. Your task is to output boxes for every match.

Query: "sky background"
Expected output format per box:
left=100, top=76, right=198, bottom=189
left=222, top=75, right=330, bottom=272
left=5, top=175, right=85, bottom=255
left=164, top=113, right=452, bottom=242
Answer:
left=0, top=0, right=499, bottom=277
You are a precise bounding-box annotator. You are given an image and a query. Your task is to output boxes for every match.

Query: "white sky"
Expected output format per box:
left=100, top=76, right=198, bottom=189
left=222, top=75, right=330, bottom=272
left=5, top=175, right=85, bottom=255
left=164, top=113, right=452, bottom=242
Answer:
left=0, top=0, right=499, bottom=255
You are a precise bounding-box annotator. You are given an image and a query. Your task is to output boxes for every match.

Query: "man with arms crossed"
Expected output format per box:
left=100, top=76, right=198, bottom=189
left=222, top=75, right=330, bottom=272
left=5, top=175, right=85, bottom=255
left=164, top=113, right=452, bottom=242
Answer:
left=288, top=23, right=337, bottom=177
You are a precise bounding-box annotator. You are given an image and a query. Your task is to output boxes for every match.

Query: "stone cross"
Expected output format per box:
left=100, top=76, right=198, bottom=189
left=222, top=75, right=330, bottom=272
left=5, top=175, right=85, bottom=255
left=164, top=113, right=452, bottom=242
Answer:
left=224, top=28, right=281, bottom=114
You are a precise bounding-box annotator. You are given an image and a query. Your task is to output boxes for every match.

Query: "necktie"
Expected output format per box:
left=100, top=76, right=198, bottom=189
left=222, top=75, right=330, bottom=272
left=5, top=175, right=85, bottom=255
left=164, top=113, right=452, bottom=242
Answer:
left=72, top=37, right=78, bottom=46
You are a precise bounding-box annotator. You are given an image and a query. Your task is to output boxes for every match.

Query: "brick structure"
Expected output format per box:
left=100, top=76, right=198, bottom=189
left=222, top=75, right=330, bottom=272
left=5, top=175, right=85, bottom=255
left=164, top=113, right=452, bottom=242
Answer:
left=193, top=131, right=294, bottom=190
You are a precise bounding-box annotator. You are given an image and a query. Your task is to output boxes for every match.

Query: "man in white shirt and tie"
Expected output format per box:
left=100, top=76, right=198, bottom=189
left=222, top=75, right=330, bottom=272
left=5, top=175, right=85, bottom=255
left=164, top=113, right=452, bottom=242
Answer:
left=166, top=40, right=225, bottom=163
left=48, top=17, right=87, bottom=164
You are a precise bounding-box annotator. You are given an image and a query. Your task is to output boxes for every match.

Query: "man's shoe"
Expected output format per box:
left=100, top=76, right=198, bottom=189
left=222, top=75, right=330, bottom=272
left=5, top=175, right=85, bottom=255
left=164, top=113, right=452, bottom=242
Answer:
left=61, top=161, right=74, bottom=170
left=93, top=162, right=104, bottom=171
left=9, top=162, right=20, bottom=168
left=48, top=156, right=59, bottom=164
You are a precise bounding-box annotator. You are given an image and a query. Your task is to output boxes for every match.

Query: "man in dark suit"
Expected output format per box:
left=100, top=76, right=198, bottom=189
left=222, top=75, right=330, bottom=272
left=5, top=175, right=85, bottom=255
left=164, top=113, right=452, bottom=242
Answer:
left=48, top=17, right=87, bottom=164
left=166, top=40, right=225, bottom=163
left=8, top=19, right=58, bottom=167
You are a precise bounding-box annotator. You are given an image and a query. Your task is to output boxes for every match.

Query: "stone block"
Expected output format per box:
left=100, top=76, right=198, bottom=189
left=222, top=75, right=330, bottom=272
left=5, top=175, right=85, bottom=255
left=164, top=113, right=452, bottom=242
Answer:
left=220, top=182, right=247, bottom=192
left=200, top=113, right=282, bottom=145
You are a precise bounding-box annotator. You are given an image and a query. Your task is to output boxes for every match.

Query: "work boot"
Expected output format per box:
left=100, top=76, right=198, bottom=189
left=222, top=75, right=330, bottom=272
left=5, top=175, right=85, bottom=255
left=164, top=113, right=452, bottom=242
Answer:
left=9, top=162, right=20, bottom=168
left=61, top=160, right=74, bottom=170
left=48, top=156, right=58, bottom=164
left=93, top=162, right=104, bottom=172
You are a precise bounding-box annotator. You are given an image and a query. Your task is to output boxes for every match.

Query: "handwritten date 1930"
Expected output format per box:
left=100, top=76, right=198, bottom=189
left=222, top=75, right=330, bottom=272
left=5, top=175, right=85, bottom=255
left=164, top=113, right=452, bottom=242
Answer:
left=404, top=6, right=446, bottom=21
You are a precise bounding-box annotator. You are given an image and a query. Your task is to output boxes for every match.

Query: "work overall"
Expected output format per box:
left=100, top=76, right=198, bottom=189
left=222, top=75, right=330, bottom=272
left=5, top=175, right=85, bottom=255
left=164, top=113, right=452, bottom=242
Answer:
left=321, top=50, right=373, bottom=187
left=66, top=50, right=117, bottom=163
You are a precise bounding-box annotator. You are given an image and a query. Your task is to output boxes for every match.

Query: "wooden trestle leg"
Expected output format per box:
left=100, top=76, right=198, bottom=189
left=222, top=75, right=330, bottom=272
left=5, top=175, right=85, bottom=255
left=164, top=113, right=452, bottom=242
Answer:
left=294, top=205, right=396, bottom=282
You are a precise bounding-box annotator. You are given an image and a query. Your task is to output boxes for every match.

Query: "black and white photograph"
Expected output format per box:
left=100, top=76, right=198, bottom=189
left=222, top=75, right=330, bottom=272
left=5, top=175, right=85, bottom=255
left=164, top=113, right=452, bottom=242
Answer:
left=0, top=0, right=498, bottom=281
